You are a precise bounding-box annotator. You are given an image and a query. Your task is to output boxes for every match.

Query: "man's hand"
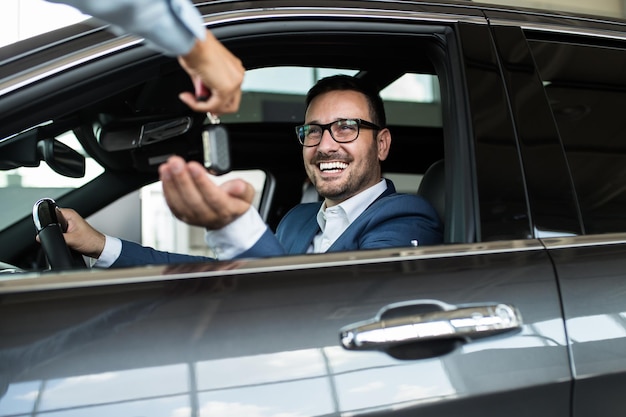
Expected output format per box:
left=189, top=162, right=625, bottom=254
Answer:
left=43, top=208, right=106, bottom=259
left=159, top=156, right=255, bottom=230
left=178, top=29, right=244, bottom=115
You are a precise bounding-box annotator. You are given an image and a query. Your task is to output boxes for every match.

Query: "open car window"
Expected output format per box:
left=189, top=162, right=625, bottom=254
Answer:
left=0, top=20, right=453, bottom=272
left=125, top=66, right=443, bottom=255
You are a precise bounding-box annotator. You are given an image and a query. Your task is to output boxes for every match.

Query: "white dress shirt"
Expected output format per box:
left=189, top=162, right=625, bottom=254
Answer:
left=311, top=179, right=387, bottom=253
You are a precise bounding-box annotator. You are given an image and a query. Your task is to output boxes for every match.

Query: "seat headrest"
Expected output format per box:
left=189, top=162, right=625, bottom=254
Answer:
left=417, top=159, right=445, bottom=222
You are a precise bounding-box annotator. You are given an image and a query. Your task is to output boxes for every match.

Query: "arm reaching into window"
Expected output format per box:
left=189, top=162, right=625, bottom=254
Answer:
left=47, top=0, right=244, bottom=115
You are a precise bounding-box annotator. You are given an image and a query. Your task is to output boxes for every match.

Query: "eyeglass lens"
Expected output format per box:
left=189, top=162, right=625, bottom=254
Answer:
left=299, top=119, right=360, bottom=146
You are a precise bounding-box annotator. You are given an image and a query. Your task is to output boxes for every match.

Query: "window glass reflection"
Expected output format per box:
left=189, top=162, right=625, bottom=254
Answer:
left=197, top=379, right=335, bottom=417
left=196, top=349, right=327, bottom=390
left=0, top=381, right=41, bottom=415
left=41, top=395, right=190, bottom=417
left=39, top=365, right=187, bottom=410
left=334, top=361, right=455, bottom=411
left=568, top=314, right=626, bottom=343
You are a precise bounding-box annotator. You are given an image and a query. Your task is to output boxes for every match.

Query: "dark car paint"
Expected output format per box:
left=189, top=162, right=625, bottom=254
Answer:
left=484, top=11, right=626, bottom=415
left=1, top=1, right=626, bottom=416
left=1, top=244, right=568, bottom=416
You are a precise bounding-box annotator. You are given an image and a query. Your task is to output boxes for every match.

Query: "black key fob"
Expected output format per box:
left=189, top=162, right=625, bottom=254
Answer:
left=202, top=114, right=231, bottom=176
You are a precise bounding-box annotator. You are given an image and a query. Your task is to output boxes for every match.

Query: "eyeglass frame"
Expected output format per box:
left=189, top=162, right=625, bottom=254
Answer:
left=295, top=118, right=382, bottom=147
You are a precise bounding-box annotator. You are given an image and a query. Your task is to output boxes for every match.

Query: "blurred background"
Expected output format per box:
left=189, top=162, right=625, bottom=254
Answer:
left=1, top=0, right=87, bottom=47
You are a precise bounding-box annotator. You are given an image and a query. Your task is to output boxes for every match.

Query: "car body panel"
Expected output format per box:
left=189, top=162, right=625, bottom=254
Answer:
left=0, top=241, right=569, bottom=415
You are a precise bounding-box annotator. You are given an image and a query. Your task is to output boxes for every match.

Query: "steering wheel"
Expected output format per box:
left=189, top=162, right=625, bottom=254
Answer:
left=33, top=198, right=86, bottom=270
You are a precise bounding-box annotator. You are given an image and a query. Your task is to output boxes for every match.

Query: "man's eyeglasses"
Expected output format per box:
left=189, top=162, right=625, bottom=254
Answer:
left=295, top=118, right=381, bottom=147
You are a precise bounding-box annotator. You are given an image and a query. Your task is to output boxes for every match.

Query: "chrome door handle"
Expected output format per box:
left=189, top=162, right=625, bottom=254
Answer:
left=340, top=300, right=522, bottom=350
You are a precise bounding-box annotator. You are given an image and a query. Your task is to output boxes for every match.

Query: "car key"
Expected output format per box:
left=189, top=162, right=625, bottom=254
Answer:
left=202, top=113, right=231, bottom=176
left=196, top=81, right=232, bottom=176
left=33, top=198, right=86, bottom=269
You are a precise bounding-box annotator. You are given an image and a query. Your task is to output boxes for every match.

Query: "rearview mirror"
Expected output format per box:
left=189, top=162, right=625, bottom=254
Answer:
left=97, top=115, right=194, bottom=151
left=37, top=138, right=85, bottom=178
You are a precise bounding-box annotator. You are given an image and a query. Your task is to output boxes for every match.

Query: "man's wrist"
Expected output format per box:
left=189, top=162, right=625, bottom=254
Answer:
left=93, top=235, right=122, bottom=268
left=180, top=29, right=212, bottom=69
left=204, top=206, right=267, bottom=259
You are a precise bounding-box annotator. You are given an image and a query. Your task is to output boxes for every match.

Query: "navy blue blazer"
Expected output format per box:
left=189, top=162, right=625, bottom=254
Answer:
left=112, top=179, right=443, bottom=267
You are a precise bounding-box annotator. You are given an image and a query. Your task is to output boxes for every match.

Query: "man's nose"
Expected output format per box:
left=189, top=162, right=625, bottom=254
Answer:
left=317, top=128, right=338, bottom=150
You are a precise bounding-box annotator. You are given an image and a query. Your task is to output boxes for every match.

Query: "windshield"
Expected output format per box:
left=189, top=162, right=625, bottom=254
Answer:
left=0, top=129, right=103, bottom=231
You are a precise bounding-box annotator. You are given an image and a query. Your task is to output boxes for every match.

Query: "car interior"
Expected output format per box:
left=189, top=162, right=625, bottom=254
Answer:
left=0, top=28, right=452, bottom=272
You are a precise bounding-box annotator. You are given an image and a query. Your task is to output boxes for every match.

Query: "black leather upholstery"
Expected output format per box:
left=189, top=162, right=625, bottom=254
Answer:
left=417, top=159, right=445, bottom=222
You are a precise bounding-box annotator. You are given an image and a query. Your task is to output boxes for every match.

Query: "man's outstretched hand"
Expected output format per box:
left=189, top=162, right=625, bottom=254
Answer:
left=159, top=156, right=255, bottom=230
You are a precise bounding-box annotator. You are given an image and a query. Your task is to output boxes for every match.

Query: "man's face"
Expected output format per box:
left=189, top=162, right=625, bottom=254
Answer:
left=302, top=90, right=390, bottom=206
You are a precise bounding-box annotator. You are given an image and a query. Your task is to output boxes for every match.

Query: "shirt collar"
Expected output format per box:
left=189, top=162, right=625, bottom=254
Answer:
left=316, top=178, right=387, bottom=231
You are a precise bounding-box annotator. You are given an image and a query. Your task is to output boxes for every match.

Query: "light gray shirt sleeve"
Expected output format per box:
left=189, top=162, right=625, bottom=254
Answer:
left=47, top=0, right=205, bottom=56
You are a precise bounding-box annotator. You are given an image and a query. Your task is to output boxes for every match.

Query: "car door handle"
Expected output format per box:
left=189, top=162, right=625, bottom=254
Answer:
left=339, top=300, right=522, bottom=350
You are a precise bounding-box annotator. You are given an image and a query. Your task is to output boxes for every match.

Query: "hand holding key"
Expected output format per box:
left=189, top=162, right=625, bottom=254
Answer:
left=178, top=30, right=244, bottom=115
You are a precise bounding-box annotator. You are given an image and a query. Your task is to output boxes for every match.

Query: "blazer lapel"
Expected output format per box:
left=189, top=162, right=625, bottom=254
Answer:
left=289, top=217, right=320, bottom=254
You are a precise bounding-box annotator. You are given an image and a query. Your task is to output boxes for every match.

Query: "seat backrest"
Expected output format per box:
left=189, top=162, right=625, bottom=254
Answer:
left=417, top=159, right=445, bottom=222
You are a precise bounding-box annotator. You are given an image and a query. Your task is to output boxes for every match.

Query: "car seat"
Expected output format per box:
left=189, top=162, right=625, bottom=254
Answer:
left=417, top=159, right=445, bottom=223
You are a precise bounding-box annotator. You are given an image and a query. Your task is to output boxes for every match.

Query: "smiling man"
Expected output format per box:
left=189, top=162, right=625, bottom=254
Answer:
left=58, top=75, right=443, bottom=267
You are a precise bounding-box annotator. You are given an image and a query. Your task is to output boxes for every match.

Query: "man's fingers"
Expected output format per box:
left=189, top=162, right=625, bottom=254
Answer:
left=178, top=91, right=240, bottom=114
left=160, top=157, right=211, bottom=222
left=160, top=156, right=254, bottom=230
left=160, top=157, right=233, bottom=228
left=55, top=207, right=105, bottom=257
left=187, top=161, right=238, bottom=220
left=176, top=30, right=244, bottom=116
left=221, top=179, right=255, bottom=204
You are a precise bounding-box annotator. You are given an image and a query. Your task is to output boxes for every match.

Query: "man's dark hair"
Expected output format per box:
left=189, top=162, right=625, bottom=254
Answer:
left=305, top=75, right=387, bottom=128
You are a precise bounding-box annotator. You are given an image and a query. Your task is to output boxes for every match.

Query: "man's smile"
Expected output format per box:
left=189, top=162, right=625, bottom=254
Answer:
left=319, top=161, right=349, bottom=173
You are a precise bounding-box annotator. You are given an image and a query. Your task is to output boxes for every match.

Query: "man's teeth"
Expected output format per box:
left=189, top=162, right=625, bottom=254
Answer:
left=319, top=162, right=348, bottom=171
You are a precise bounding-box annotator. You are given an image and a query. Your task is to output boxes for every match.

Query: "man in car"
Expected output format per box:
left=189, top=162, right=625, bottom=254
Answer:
left=59, top=75, right=443, bottom=266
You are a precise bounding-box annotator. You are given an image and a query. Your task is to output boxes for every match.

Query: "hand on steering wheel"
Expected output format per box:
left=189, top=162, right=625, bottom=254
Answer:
left=33, top=198, right=86, bottom=270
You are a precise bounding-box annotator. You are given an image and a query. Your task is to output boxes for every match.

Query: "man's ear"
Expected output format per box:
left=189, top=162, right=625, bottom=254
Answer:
left=377, top=128, right=392, bottom=161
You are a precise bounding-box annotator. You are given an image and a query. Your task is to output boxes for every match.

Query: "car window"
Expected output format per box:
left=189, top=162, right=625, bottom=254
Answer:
left=528, top=38, right=626, bottom=235
left=0, top=128, right=103, bottom=232
left=11, top=65, right=442, bottom=256
left=222, top=67, right=441, bottom=126
left=132, top=66, right=442, bottom=253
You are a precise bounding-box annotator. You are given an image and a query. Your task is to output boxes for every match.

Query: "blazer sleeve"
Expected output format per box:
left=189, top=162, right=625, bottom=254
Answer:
left=234, top=228, right=287, bottom=259
left=112, top=239, right=214, bottom=268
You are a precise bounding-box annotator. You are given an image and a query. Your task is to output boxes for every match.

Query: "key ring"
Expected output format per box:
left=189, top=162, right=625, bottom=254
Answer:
left=206, top=112, right=220, bottom=125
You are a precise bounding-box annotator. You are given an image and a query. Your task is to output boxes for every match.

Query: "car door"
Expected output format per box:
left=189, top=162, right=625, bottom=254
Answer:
left=504, top=15, right=626, bottom=417
left=187, top=9, right=573, bottom=415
